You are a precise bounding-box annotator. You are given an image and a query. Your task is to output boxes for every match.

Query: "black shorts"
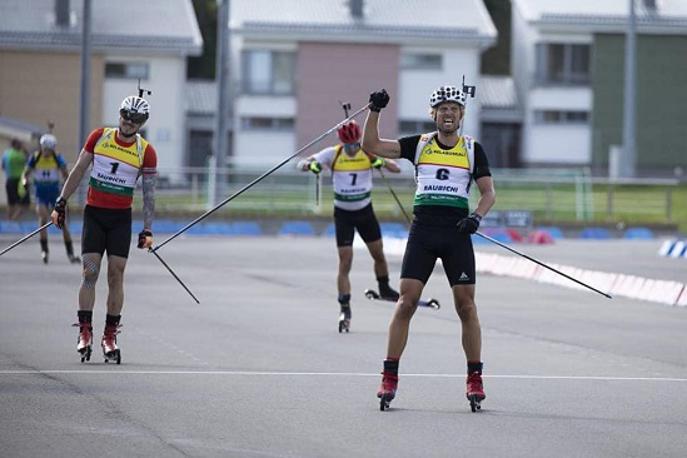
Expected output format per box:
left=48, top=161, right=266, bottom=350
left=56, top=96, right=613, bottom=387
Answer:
left=333, top=203, right=382, bottom=247
left=81, top=205, right=132, bottom=258
left=5, top=178, right=30, bottom=206
left=401, top=220, right=475, bottom=286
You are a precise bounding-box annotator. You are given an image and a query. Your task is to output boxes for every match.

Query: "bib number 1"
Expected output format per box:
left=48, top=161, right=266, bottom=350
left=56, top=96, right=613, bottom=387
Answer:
left=110, top=162, right=119, bottom=174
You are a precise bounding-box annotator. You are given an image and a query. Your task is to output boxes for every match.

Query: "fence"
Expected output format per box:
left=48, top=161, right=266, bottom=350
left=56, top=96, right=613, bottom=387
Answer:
left=64, top=165, right=679, bottom=225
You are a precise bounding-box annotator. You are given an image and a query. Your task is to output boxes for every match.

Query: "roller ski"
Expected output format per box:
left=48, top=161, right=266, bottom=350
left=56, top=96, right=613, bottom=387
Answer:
left=338, top=305, right=351, bottom=333
left=364, top=289, right=440, bottom=310
left=466, top=371, right=485, bottom=412
left=74, top=322, right=93, bottom=363
left=101, top=323, right=122, bottom=364
left=377, top=372, right=398, bottom=411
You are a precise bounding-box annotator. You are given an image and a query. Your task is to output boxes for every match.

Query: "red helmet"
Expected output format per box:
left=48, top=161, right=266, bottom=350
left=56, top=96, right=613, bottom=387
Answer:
left=337, top=120, right=361, bottom=144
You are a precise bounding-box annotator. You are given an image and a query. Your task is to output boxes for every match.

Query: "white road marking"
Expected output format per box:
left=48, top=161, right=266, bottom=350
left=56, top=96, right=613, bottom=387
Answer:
left=1, top=369, right=686, bottom=382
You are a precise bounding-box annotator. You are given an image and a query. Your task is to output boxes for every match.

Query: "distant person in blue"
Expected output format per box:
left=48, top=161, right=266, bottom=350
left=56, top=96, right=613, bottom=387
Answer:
left=22, top=134, right=80, bottom=264
left=2, top=138, right=30, bottom=220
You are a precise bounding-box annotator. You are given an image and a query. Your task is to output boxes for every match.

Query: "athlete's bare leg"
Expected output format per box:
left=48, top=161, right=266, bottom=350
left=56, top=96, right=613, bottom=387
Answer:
left=452, top=284, right=481, bottom=362
left=365, top=239, right=389, bottom=279
left=106, top=255, right=127, bottom=315
left=385, top=278, right=423, bottom=358
left=337, top=246, right=353, bottom=295
left=79, top=253, right=102, bottom=311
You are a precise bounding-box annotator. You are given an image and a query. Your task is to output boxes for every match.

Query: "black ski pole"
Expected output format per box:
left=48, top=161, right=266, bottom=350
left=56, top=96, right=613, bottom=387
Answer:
left=475, top=231, right=612, bottom=299
left=377, top=168, right=412, bottom=226
left=152, top=102, right=370, bottom=253
left=149, top=250, right=200, bottom=304
left=0, top=221, right=53, bottom=257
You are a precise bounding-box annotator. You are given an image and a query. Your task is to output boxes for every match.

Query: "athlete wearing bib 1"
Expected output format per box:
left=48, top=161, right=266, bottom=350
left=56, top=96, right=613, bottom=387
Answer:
left=51, top=94, right=157, bottom=364
left=363, top=85, right=496, bottom=411
left=298, top=119, right=401, bottom=332
left=80, top=126, right=156, bottom=257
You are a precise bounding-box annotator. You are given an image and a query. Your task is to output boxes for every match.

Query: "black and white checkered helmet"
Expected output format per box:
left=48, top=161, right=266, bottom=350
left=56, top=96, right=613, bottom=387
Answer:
left=429, top=85, right=466, bottom=108
left=120, top=96, right=150, bottom=117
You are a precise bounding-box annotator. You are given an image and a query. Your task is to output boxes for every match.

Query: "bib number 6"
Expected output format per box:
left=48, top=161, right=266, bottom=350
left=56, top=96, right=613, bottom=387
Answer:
left=435, top=168, right=449, bottom=180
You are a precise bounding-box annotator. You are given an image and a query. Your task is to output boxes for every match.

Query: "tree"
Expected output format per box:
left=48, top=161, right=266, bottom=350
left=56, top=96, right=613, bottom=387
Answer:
left=187, top=0, right=217, bottom=79
left=481, top=0, right=511, bottom=75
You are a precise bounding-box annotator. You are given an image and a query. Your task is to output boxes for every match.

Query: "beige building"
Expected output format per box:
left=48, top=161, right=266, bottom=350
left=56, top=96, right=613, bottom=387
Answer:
left=0, top=0, right=202, bottom=206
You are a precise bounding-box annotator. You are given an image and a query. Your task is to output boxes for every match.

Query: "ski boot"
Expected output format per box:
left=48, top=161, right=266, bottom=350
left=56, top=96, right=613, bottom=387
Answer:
left=379, top=285, right=399, bottom=302
left=74, top=322, right=92, bottom=363
left=377, top=371, right=398, bottom=411
left=101, top=323, right=122, bottom=364
left=40, top=240, right=49, bottom=264
left=338, top=305, right=351, bottom=333
left=466, top=371, right=485, bottom=412
left=65, top=241, right=81, bottom=264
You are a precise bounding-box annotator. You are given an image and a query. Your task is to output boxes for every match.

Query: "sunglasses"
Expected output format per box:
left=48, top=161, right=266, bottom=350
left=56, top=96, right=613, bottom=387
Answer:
left=120, top=110, right=147, bottom=124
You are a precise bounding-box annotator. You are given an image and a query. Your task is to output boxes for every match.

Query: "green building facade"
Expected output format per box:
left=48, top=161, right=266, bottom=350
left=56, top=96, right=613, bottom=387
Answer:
left=591, top=34, right=687, bottom=175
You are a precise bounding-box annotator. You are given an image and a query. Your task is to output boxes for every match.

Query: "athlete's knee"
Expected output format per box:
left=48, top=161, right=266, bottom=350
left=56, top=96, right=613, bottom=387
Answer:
left=395, top=294, right=419, bottom=320
left=107, top=264, right=125, bottom=285
left=81, top=258, right=100, bottom=289
left=455, top=298, right=477, bottom=321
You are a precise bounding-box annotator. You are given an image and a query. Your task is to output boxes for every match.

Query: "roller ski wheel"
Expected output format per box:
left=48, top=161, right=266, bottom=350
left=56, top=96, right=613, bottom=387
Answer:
left=468, top=395, right=482, bottom=412
left=101, top=324, right=122, bottom=364
left=377, top=372, right=398, bottom=411
left=466, top=372, right=485, bottom=413
left=79, top=346, right=92, bottom=363
left=363, top=289, right=440, bottom=310
left=74, top=323, right=93, bottom=363
left=338, top=312, right=350, bottom=333
left=103, top=348, right=121, bottom=365
left=379, top=393, right=394, bottom=411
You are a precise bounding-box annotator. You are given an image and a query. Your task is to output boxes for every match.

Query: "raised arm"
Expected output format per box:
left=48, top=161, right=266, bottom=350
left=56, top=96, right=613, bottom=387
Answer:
left=362, top=90, right=401, bottom=159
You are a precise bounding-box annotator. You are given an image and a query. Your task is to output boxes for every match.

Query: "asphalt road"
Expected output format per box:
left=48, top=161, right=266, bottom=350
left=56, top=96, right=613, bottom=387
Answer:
left=1, top=236, right=686, bottom=457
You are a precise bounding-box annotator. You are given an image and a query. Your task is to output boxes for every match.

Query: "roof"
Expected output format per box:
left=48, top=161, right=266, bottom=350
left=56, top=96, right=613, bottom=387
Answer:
left=186, top=80, right=217, bottom=114
left=0, top=116, right=46, bottom=141
left=513, top=0, right=687, bottom=33
left=478, top=76, right=518, bottom=109
left=231, top=0, right=497, bottom=47
left=0, top=0, right=203, bottom=55
left=477, top=76, right=522, bottom=123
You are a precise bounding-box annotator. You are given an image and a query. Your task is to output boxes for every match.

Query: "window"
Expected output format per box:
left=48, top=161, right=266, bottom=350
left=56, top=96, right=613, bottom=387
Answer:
left=105, top=62, right=149, bottom=80
left=535, top=43, right=590, bottom=85
left=399, top=120, right=436, bottom=135
left=241, top=117, right=294, bottom=130
left=400, top=53, right=442, bottom=70
left=533, top=110, right=589, bottom=124
left=241, top=50, right=295, bottom=95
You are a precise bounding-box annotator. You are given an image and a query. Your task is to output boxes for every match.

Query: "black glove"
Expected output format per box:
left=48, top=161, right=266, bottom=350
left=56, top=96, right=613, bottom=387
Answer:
left=456, top=212, right=482, bottom=234
left=137, top=230, right=153, bottom=249
left=369, top=89, right=390, bottom=112
left=52, top=197, right=67, bottom=229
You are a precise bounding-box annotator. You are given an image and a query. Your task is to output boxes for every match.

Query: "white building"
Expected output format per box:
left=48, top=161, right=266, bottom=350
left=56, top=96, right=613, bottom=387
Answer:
left=511, top=0, right=687, bottom=169
left=200, top=0, right=497, bottom=168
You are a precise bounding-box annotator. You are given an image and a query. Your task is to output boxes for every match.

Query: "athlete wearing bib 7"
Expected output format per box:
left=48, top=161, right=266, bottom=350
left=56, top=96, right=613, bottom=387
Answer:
left=298, top=119, right=401, bottom=332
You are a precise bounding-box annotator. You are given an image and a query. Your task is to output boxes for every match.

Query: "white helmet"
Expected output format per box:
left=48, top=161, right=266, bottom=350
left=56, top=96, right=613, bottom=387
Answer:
left=39, top=134, right=57, bottom=150
left=429, top=85, right=466, bottom=108
left=120, top=95, right=150, bottom=122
